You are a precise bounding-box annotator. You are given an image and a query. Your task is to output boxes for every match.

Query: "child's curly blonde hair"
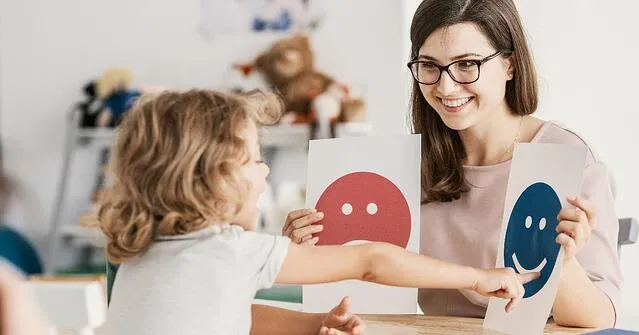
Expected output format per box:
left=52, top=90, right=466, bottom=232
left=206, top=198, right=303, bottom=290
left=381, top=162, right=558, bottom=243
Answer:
left=97, top=89, right=282, bottom=263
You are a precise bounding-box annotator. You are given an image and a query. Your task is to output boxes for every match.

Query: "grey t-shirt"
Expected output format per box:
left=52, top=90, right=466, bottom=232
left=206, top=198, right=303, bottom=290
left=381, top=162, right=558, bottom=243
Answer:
left=103, top=224, right=290, bottom=335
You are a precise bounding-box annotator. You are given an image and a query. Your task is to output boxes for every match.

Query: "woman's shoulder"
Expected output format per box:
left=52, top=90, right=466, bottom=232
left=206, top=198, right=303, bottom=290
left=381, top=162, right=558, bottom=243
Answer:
left=533, top=120, right=602, bottom=165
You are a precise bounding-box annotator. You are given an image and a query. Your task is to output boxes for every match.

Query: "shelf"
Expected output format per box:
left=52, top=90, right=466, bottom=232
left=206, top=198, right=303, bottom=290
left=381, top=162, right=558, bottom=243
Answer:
left=75, top=128, right=116, bottom=140
left=259, top=122, right=372, bottom=148
left=60, top=225, right=106, bottom=248
left=72, top=127, right=116, bottom=149
left=70, top=122, right=373, bottom=150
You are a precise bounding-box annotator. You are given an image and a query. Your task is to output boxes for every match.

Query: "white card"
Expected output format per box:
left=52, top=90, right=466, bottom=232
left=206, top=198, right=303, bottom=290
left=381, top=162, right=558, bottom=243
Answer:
left=483, top=143, right=587, bottom=335
left=302, top=134, right=421, bottom=313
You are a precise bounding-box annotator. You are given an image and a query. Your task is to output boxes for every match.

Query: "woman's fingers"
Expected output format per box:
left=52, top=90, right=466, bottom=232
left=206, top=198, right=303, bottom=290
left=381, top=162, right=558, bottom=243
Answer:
left=290, top=224, right=324, bottom=244
left=284, top=212, right=324, bottom=237
left=283, top=208, right=317, bottom=234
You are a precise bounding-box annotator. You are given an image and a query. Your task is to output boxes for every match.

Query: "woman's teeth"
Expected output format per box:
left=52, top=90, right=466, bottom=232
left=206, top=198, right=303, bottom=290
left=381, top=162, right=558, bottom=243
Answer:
left=441, top=97, right=472, bottom=108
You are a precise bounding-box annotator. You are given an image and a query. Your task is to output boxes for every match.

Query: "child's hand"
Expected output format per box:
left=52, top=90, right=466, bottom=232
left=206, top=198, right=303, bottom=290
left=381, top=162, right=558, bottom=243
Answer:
left=282, top=208, right=324, bottom=245
left=473, top=268, right=540, bottom=313
left=319, top=297, right=365, bottom=335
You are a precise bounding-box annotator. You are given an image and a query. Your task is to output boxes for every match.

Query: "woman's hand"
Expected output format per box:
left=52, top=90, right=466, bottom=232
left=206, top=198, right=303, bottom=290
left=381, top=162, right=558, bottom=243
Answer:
left=282, top=208, right=324, bottom=245
left=555, top=196, right=596, bottom=261
left=473, top=268, right=539, bottom=313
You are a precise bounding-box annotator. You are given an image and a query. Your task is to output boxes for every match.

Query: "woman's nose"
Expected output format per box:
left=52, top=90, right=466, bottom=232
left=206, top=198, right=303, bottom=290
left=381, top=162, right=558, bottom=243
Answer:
left=437, top=70, right=460, bottom=95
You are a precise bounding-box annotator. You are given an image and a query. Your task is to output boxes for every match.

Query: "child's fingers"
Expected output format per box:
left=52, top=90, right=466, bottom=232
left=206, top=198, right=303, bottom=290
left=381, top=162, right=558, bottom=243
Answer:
left=489, top=289, right=511, bottom=299
left=505, top=296, right=520, bottom=313
left=332, top=296, right=351, bottom=316
left=351, top=322, right=366, bottom=334
left=344, top=315, right=366, bottom=334
left=320, top=328, right=343, bottom=335
left=517, top=272, right=540, bottom=285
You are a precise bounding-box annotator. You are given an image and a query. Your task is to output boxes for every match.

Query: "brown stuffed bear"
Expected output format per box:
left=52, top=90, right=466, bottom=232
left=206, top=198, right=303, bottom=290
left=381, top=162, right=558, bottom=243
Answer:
left=253, top=34, right=365, bottom=138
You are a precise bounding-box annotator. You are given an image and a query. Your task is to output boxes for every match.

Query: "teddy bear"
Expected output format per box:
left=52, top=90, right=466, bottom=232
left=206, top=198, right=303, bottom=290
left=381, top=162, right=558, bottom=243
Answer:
left=250, top=34, right=365, bottom=138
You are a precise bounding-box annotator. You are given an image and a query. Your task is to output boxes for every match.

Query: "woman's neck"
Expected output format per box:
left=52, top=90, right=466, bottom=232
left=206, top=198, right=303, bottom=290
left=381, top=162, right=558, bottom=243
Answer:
left=459, top=109, right=525, bottom=167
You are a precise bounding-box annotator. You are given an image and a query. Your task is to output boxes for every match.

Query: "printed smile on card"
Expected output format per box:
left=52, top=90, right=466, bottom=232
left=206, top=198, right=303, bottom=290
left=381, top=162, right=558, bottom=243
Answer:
left=512, top=253, right=547, bottom=274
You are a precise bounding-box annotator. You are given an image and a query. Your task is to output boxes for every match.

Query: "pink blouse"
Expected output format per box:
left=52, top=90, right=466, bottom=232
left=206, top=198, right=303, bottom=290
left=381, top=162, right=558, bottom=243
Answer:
left=418, top=122, right=623, bottom=320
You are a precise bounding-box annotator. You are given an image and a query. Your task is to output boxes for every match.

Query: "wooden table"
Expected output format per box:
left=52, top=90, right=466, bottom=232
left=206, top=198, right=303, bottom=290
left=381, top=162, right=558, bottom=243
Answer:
left=361, top=315, right=597, bottom=335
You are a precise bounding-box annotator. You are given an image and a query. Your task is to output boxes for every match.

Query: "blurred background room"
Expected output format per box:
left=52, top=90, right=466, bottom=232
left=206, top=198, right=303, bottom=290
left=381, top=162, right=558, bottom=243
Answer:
left=0, top=0, right=637, bottom=332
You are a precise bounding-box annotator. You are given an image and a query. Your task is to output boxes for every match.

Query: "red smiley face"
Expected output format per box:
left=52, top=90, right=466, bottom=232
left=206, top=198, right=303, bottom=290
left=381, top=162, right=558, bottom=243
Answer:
left=314, top=171, right=411, bottom=248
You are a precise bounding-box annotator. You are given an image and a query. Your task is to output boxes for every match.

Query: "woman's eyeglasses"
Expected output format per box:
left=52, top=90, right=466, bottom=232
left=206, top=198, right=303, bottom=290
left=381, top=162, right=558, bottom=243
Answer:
left=407, top=50, right=510, bottom=85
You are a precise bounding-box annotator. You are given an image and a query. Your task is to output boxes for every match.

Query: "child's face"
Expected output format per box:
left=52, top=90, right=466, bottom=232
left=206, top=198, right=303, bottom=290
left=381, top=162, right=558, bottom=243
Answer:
left=233, top=121, right=270, bottom=230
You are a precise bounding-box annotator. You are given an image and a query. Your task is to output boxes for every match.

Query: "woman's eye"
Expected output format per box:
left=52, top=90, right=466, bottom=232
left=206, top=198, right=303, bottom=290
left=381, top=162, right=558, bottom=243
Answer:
left=420, top=62, right=439, bottom=72
left=457, top=61, right=476, bottom=69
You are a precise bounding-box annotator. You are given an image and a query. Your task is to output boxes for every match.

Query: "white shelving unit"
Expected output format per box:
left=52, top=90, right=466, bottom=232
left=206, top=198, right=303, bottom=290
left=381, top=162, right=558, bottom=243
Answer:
left=45, top=111, right=115, bottom=274
left=259, top=122, right=372, bottom=148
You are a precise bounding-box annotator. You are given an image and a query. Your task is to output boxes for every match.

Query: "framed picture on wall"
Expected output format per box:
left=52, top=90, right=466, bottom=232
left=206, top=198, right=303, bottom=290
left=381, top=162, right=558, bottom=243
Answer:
left=200, top=0, right=324, bottom=36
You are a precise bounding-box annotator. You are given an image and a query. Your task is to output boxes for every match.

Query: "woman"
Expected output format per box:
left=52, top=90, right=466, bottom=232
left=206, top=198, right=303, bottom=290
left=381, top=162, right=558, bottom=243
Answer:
left=283, top=0, right=622, bottom=328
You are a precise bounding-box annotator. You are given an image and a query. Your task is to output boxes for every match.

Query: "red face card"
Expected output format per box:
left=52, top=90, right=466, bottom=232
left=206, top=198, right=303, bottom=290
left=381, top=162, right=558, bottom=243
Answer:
left=313, top=171, right=411, bottom=248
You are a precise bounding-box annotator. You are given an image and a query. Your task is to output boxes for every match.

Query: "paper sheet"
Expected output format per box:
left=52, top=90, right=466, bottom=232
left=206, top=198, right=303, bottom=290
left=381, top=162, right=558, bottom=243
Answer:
left=302, top=135, right=421, bottom=313
left=484, top=143, right=587, bottom=335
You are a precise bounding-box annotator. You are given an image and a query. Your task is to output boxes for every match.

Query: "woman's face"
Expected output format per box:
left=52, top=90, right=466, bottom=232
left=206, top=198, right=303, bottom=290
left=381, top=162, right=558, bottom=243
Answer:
left=417, top=23, right=513, bottom=131
left=234, top=121, right=270, bottom=230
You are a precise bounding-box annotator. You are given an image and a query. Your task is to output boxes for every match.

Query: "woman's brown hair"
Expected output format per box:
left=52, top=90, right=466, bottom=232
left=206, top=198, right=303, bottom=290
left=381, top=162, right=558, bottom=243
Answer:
left=96, top=89, right=281, bottom=263
left=409, top=0, right=538, bottom=203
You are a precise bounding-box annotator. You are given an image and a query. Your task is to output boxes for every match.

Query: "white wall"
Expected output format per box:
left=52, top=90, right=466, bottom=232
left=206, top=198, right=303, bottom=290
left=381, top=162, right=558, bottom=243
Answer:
left=0, top=0, right=407, bottom=262
left=403, top=0, right=639, bottom=329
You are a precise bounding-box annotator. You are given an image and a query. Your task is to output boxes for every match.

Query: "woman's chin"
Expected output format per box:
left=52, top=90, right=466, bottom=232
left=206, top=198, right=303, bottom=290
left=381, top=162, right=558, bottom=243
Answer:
left=439, top=115, right=475, bottom=131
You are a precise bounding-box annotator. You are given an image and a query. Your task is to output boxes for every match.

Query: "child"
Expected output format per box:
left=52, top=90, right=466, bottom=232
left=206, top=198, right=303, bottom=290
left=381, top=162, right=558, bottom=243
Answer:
left=97, top=89, right=536, bottom=335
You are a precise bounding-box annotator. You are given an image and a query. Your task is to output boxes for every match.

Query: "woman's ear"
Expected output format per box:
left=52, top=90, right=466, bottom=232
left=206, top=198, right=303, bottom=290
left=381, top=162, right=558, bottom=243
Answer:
left=505, top=55, right=515, bottom=80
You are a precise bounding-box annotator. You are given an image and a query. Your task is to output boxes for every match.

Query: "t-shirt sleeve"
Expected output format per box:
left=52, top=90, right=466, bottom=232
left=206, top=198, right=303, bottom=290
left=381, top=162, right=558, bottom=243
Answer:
left=237, top=231, right=291, bottom=291
left=577, top=161, right=624, bottom=324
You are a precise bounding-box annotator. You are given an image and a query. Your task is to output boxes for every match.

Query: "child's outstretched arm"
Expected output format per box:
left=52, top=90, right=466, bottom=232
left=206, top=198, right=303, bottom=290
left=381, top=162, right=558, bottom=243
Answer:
left=277, top=242, right=538, bottom=312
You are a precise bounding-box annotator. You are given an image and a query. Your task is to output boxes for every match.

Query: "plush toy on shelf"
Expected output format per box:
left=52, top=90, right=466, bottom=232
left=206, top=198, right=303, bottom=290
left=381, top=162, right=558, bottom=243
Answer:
left=73, top=80, right=104, bottom=129
left=95, top=68, right=142, bottom=128
left=242, top=34, right=365, bottom=139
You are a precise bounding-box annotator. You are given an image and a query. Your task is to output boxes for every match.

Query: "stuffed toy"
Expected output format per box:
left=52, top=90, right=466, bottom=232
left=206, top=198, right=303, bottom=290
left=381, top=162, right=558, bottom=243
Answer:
left=249, top=34, right=365, bottom=138
left=95, top=68, right=142, bottom=128
left=75, top=80, right=104, bottom=129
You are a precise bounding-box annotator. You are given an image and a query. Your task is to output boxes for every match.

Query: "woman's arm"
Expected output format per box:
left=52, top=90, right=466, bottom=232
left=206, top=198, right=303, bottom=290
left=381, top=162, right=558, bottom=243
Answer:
left=277, top=242, right=537, bottom=312
left=552, top=258, right=615, bottom=328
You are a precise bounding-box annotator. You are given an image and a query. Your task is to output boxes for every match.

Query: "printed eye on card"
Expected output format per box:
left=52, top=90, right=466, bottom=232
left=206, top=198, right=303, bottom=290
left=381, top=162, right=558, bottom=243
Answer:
left=302, top=134, right=421, bottom=314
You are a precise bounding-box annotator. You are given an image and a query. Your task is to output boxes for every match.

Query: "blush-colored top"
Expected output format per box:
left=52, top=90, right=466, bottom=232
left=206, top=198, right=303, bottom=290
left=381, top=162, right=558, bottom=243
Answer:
left=418, top=121, right=623, bottom=321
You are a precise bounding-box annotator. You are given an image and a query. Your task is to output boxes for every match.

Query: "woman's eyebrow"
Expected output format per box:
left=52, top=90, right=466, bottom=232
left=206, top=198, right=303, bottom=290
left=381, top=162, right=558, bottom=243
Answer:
left=417, top=52, right=483, bottom=62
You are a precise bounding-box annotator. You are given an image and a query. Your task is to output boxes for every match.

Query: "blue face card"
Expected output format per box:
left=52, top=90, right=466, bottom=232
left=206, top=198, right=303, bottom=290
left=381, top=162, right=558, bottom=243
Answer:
left=504, top=182, right=562, bottom=298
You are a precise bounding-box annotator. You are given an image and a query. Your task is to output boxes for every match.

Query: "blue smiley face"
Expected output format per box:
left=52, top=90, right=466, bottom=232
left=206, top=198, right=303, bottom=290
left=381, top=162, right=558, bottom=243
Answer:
left=504, top=182, right=561, bottom=298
